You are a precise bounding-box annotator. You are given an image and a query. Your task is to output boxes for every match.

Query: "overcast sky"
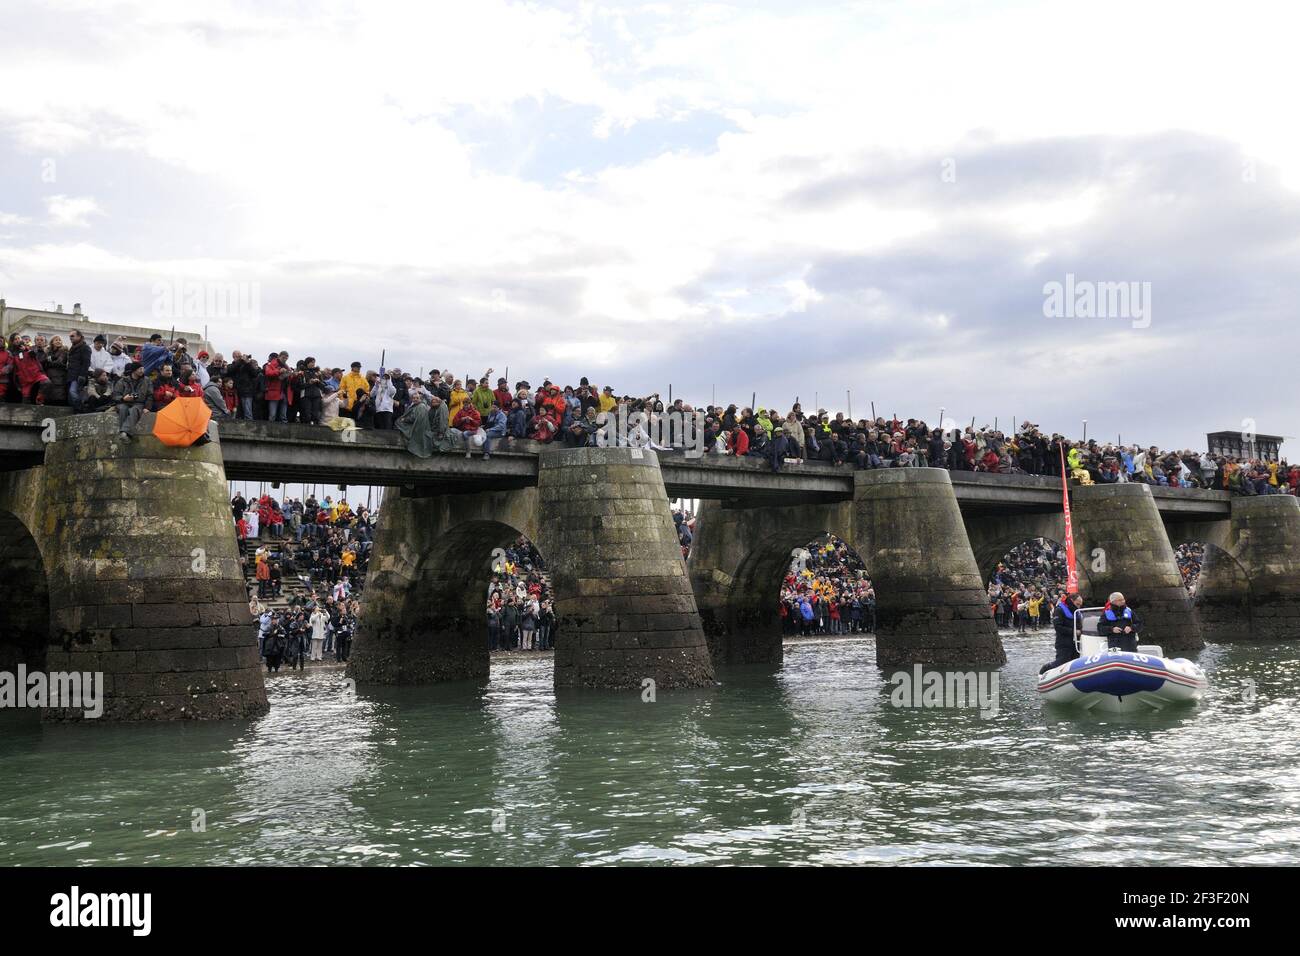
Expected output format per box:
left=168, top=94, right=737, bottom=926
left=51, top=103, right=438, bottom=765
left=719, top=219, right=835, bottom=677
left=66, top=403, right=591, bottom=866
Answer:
left=1, top=0, right=1297, bottom=451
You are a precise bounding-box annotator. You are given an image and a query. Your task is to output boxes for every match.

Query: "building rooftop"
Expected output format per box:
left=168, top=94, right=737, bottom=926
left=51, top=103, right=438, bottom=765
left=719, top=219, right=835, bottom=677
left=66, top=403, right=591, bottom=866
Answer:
left=0, top=298, right=211, bottom=353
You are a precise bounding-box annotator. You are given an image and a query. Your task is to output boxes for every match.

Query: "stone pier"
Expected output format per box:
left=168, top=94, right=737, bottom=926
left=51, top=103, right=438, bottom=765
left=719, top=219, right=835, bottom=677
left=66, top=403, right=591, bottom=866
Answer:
left=539, top=447, right=715, bottom=689
left=1194, top=495, right=1300, bottom=642
left=0, top=411, right=267, bottom=720
left=1069, top=483, right=1202, bottom=654
left=852, top=469, right=1005, bottom=666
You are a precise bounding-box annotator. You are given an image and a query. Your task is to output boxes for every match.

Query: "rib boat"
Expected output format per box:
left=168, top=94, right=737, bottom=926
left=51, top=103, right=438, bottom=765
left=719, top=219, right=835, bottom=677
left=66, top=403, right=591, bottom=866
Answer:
left=1037, top=607, right=1207, bottom=712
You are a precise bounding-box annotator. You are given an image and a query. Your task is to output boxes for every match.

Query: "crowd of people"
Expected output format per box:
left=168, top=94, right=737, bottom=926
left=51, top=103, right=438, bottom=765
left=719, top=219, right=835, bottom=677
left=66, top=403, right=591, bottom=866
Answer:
left=1, top=327, right=1258, bottom=663
left=232, top=490, right=376, bottom=671
left=3, top=329, right=1292, bottom=495
left=233, top=489, right=557, bottom=662
left=1176, top=542, right=1205, bottom=595
left=485, top=537, right=556, bottom=652
left=769, top=533, right=1205, bottom=641
left=778, top=535, right=878, bottom=636
left=254, top=595, right=362, bottom=672
left=232, top=492, right=373, bottom=555
left=986, top=539, right=1068, bottom=632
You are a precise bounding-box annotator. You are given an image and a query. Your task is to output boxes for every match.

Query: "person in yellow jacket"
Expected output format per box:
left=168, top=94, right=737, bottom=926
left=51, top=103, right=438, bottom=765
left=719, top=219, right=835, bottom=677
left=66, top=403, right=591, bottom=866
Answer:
left=755, top=409, right=774, bottom=440
left=339, top=362, right=369, bottom=414
left=1027, top=595, right=1043, bottom=629
left=598, top=385, right=618, bottom=414
left=448, top=380, right=470, bottom=419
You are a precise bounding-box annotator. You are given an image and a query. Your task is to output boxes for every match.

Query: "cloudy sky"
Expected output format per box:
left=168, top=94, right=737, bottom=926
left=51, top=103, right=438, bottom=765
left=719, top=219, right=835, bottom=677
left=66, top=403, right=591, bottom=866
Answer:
left=1, top=0, right=1297, bottom=450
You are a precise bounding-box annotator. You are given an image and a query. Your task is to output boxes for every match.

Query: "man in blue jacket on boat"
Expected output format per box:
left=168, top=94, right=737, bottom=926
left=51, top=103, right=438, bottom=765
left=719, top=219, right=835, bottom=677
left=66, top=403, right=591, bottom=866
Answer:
left=1040, top=591, right=1085, bottom=674
left=1097, top=591, right=1141, bottom=651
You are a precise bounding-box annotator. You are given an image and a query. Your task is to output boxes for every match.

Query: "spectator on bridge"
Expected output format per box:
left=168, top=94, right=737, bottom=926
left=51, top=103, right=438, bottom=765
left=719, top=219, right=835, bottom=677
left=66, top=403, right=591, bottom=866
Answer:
left=263, top=352, right=290, bottom=423
left=372, top=369, right=398, bottom=430
left=396, top=394, right=459, bottom=457
left=452, top=401, right=483, bottom=457
left=112, top=363, right=150, bottom=439
left=82, top=370, right=115, bottom=413
left=64, top=329, right=92, bottom=409
left=7, top=335, right=50, bottom=404
left=202, top=376, right=230, bottom=419
left=339, top=361, right=368, bottom=419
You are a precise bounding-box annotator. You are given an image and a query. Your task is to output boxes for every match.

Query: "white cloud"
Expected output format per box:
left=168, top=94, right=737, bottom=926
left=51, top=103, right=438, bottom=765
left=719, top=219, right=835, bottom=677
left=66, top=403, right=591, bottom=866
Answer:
left=0, top=1, right=1296, bottom=449
left=44, top=195, right=104, bottom=228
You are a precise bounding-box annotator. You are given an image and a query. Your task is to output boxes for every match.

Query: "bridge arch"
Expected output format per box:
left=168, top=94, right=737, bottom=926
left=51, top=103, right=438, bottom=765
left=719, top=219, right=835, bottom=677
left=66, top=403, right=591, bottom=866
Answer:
left=963, top=513, right=1068, bottom=590
left=0, top=507, right=50, bottom=671
left=688, top=499, right=856, bottom=665
left=349, top=487, right=543, bottom=684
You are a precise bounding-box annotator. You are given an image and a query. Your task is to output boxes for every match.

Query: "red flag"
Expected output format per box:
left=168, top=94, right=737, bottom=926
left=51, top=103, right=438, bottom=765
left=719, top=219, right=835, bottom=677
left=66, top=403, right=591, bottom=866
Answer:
left=1060, top=445, right=1079, bottom=594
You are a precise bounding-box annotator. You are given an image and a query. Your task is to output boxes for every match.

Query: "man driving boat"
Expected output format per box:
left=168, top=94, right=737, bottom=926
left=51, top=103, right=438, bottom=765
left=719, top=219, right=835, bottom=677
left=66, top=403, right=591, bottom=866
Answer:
left=1097, top=591, right=1141, bottom=651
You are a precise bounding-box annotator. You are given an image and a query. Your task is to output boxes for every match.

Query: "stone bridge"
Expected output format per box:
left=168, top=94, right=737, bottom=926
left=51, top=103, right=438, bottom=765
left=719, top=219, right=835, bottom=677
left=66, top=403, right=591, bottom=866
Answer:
left=2, top=406, right=1298, bottom=721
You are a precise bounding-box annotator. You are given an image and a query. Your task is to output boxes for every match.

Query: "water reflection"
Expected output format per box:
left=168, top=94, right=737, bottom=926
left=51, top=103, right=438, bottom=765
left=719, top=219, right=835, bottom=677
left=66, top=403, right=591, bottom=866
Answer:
left=0, top=633, right=1298, bottom=865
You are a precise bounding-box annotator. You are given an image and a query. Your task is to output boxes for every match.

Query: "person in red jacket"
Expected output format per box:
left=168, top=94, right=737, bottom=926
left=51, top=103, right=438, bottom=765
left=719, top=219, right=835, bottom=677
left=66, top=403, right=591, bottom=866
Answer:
left=175, top=368, right=202, bottom=399
left=257, top=494, right=273, bottom=526
left=961, top=436, right=977, bottom=471
left=492, top=376, right=512, bottom=411
left=527, top=403, right=562, bottom=442
left=452, top=403, right=484, bottom=458
left=728, top=425, right=749, bottom=456
left=151, top=364, right=183, bottom=409
left=221, top=377, right=238, bottom=414
left=8, top=335, right=50, bottom=404
left=537, top=382, right=566, bottom=422
left=263, top=352, right=288, bottom=422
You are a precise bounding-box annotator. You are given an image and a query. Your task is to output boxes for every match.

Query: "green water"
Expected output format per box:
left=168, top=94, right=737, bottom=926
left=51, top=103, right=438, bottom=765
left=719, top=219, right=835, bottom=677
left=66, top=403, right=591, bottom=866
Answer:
left=1, top=633, right=1298, bottom=866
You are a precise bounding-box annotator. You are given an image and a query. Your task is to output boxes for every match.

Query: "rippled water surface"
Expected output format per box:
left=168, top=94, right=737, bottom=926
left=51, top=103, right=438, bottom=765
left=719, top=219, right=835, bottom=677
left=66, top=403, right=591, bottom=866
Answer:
left=2, top=633, right=1298, bottom=865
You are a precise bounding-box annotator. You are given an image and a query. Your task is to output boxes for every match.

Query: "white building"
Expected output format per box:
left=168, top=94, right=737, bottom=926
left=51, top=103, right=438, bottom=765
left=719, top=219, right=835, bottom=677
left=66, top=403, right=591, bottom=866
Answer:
left=0, top=299, right=212, bottom=354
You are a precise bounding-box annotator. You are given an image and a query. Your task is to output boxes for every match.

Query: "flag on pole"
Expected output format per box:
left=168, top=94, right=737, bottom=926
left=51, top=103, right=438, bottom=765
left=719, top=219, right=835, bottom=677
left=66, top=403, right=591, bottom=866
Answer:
left=1060, top=445, right=1079, bottom=594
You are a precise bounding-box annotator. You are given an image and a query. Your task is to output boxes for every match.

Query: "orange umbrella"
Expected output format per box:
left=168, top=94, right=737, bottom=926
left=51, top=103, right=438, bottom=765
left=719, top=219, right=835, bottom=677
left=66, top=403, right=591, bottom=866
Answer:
left=152, top=396, right=212, bottom=447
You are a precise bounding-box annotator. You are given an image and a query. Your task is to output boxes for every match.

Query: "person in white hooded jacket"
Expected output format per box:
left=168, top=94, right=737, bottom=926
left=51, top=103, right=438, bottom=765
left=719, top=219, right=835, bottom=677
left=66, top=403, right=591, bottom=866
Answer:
left=372, top=369, right=397, bottom=430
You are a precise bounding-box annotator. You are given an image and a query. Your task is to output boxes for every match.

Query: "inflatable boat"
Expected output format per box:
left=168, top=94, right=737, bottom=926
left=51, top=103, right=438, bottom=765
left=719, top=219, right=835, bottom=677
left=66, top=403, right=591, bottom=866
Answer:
left=1037, top=607, right=1207, bottom=713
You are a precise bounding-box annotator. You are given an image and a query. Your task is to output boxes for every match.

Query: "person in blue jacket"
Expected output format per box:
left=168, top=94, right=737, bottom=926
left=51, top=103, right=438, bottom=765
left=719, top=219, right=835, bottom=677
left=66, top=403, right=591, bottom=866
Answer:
left=1040, top=591, right=1084, bottom=674
left=1097, top=591, right=1141, bottom=651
